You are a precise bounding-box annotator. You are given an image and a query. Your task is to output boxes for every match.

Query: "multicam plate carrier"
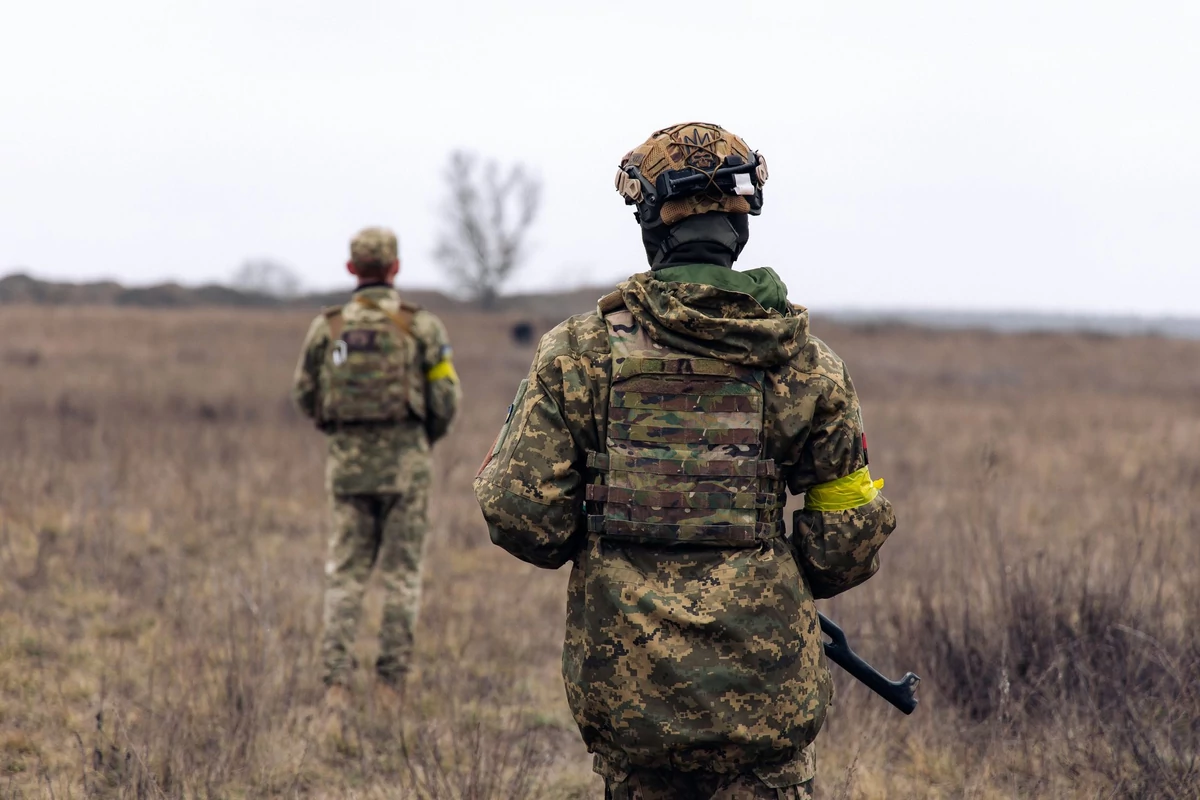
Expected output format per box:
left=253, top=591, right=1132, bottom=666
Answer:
left=587, top=309, right=785, bottom=546
left=319, top=295, right=417, bottom=425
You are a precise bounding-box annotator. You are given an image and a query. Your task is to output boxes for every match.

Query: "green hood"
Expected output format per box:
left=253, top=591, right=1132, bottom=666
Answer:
left=618, top=266, right=809, bottom=369
left=651, top=264, right=791, bottom=314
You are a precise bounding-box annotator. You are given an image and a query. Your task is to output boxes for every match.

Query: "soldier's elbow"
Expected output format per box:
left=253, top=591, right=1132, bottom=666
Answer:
left=791, top=494, right=896, bottom=597
left=487, top=524, right=576, bottom=570
left=806, top=556, right=881, bottom=600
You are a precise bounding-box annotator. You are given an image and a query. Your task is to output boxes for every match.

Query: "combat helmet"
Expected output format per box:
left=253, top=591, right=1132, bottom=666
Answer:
left=614, top=122, right=769, bottom=229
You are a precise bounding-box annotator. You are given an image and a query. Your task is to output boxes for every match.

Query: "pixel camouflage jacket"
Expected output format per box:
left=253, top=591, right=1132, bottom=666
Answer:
left=474, top=269, right=896, bottom=782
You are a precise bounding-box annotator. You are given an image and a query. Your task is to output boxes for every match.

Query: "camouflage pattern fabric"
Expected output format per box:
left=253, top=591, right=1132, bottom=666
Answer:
left=588, top=308, right=785, bottom=546
left=616, top=122, right=767, bottom=226
left=293, top=285, right=460, bottom=494
left=350, top=226, right=399, bottom=267
left=318, top=294, right=416, bottom=425
left=474, top=270, right=896, bottom=782
left=322, top=481, right=429, bottom=687
left=293, top=284, right=458, bottom=685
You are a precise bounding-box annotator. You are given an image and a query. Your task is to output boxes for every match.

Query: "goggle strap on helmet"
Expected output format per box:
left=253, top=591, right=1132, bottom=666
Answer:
left=655, top=153, right=763, bottom=203
left=618, top=153, right=767, bottom=226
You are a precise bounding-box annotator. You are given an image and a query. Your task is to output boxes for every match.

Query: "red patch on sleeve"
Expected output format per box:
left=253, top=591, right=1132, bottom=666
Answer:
left=476, top=431, right=502, bottom=477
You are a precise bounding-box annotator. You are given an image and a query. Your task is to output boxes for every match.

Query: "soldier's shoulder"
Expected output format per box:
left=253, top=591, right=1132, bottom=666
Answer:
left=303, top=305, right=341, bottom=338
left=409, top=306, right=448, bottom=342
left=786, top=334, right=849, bottom=391
left=535, top=310, right=609, bottom=369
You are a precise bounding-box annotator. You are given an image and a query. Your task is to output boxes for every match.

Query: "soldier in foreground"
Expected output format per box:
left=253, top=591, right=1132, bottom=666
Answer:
left=474, top=123, right=897, bottom=798
left=293, top=227, right=460, bottom=715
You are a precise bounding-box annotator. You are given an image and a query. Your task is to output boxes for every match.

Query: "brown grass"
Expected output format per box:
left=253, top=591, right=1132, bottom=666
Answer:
left=0, top=306, right=1197, bottom=798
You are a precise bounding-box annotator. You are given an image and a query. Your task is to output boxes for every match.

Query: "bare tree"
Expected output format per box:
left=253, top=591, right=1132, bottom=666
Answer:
left=232, top=258, right=301, bottom=298
left=434, top=151, right=541, bottom=310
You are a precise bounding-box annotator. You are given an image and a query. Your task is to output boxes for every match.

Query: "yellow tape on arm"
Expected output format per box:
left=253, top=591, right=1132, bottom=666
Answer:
left=426, top=360, right=458, bottom=382
left=804, top=467, right=885, bottom=512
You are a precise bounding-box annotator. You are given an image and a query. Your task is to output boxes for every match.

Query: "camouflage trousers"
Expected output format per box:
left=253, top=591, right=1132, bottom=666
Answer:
left=321, top=487, right=428, bottom=688
left=604, top=769, right=813, bottom=799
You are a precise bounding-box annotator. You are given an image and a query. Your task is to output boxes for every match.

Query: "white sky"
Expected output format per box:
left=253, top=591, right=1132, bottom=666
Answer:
left=2, top=1, right=1198, bottom=314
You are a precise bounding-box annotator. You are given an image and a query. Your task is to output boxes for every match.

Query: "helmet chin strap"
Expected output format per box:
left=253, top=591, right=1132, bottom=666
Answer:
left=642, top=213, right=750, bottom=269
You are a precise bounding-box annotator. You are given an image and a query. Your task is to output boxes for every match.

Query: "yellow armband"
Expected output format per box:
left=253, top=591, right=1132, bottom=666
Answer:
left=426, top=360, right=458, bottom=382
left=804, top=467, right=884, bottom=512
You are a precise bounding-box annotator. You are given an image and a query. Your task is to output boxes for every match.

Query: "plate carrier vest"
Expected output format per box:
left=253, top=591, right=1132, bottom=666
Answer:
left=319, top=294, right=418, bottom=425
left=586, top=308, right=786, bottom=546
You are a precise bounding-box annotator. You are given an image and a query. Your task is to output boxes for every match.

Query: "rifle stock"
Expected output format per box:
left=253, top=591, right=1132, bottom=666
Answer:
left=819, top=612, right=920, bottom=715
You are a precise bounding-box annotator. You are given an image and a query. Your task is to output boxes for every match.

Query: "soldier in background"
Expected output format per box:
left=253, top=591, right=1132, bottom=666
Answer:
left=293, top=226, right=460, bottom=715
left=474, top=124, right=897, bottom=798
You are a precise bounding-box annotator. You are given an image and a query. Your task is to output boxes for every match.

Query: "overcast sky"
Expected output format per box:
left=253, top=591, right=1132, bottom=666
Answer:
left=2, top=1, right=1197, bottom=314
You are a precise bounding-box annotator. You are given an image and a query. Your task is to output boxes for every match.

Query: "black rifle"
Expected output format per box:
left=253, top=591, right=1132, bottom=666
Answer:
left=819, top=613, right=920, bottom=715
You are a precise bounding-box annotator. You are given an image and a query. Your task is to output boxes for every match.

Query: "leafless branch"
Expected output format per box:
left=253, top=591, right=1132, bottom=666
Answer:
left=434, top=150, right=541, bottom=310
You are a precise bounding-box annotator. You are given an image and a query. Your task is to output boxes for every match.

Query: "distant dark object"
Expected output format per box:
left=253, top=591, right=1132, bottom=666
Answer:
left=511, top=321, right=535, bottom=345
left=3, top=348, right=41, bottom=368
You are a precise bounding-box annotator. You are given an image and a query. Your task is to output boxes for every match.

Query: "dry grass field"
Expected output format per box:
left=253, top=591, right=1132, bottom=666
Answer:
left=1, top=302, right=1198, bottom=799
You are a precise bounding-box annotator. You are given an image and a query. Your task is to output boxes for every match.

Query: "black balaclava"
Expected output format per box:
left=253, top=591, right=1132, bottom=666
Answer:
left=642, top=212, right=750, bottom=270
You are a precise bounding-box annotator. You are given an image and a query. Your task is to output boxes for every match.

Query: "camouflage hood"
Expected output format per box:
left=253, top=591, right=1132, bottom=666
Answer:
left=617, top=266, right=809, bottom=368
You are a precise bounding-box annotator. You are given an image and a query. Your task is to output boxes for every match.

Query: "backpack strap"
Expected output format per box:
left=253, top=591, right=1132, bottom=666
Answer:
left=354, top=295, right=415, bottom=336
left=323, top=305, right=344, bottom=343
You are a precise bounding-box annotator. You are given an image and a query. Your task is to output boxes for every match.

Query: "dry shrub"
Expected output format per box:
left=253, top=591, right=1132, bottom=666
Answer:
left=397, top=683, right=557, bottom=800
left=903, top=556, right=1200, bottom=797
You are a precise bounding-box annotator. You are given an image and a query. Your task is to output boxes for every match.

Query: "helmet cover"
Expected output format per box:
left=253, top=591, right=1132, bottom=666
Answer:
left=615, top=122, right=768, bottom=227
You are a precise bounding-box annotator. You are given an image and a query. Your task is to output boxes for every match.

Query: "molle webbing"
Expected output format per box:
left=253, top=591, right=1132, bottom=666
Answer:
left=585, top=516, right=783, bottom=543
left=586, top=485, right=780, bottom=510
left=606, top=423, right=759, bottom=446
left=611, top=392, right=760, bottom=412
left=587, top=451, right=778, bottom=478
left=589, top=309, right=783, bottom=547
